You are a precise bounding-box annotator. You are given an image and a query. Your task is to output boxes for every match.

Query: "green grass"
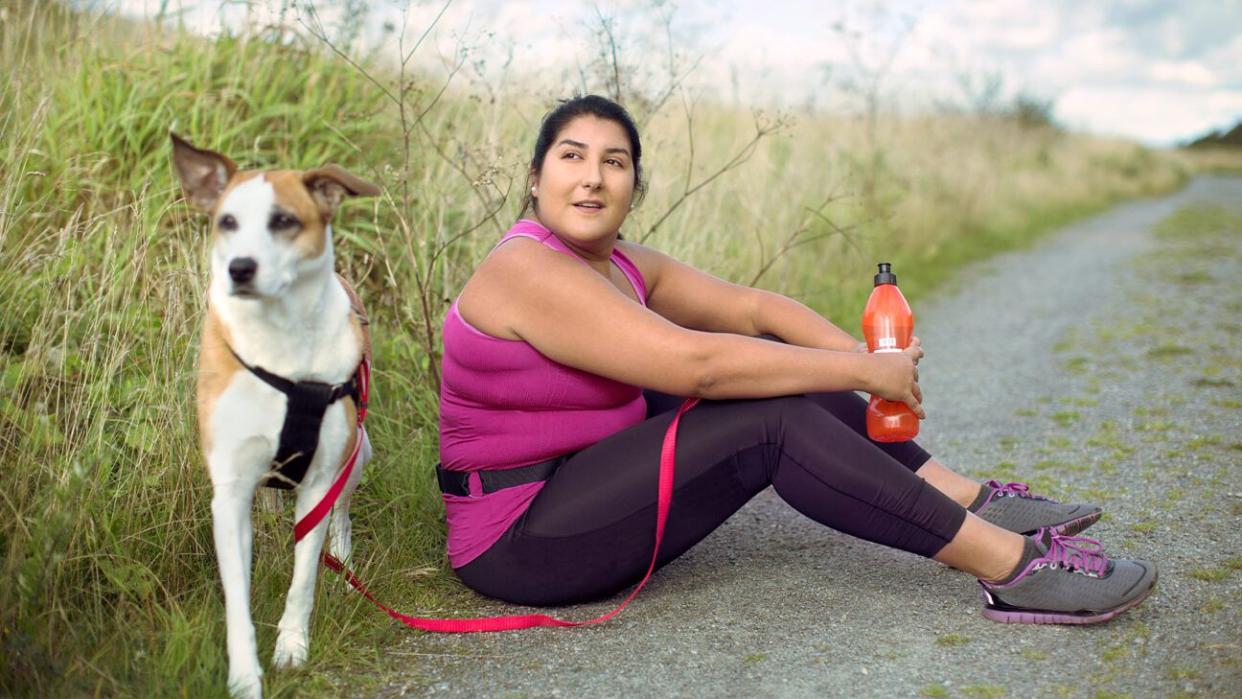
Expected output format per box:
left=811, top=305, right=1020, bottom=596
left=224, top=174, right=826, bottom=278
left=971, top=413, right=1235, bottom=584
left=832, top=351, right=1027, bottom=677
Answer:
left=1050, top=410, right=1081, bottom=427
left=934, top=633, right=970, bottom=647
left=1190, top=568, right=1230, bottom=583
left=1019, top=648, right=1048, bottom=661
left=0, top=2, right=1210, bottom=696
left=1146, top=344, right=1194, bottom=359
left=962, top=685, right=1006, bottom=699
left=1166, top=666, right=1199, bottom=681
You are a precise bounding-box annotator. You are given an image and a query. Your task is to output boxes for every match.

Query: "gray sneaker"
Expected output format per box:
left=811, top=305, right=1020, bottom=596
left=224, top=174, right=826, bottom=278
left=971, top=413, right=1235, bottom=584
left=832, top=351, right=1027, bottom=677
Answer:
left=979, top=529, right=1157, bottom=624
left=974, top=480, right=1102, bottom=536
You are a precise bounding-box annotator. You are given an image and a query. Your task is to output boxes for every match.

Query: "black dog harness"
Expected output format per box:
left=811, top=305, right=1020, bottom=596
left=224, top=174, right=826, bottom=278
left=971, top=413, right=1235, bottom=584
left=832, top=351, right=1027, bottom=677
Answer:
left=228, top=346, right=364, bottom=489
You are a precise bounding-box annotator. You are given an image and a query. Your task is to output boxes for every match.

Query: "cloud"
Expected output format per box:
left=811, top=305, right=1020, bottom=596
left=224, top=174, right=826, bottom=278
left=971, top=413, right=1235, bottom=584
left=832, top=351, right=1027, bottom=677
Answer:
left=1058, top=85, right=1242, bottom=145
left=1150, top=60, right=1216, bottom=88
left=100, top=0, right=1242, bottom=144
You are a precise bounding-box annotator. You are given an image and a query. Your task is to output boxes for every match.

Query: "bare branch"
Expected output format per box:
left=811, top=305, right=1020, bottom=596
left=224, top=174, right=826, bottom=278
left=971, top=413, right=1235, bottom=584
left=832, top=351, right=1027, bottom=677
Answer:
left=298, top=6, right=397, bottom=105
left=593, top=5, right=624, bottom=102
left=404, top=0, right=455, bottom=67
left=748, top=193, right=859, bottom=287
left=641, top=112, right=787, bottom=244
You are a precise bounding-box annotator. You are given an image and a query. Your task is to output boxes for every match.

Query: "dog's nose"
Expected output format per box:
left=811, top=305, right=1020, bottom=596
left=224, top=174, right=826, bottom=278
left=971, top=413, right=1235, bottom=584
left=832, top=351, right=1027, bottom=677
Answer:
left=228, top=257, right=258, bottom=284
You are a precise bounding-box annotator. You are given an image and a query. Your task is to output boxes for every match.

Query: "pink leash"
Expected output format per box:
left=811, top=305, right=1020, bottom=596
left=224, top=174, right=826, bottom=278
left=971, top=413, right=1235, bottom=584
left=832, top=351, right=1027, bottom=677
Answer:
left=293, top=359, right=371, bottom=542
left=295, top=381, right=700, bottom=632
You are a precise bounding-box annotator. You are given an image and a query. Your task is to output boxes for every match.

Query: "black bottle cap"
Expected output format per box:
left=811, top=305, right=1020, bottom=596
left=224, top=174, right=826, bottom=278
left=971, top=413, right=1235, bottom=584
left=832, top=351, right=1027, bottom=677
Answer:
left=874, top=262, right=897, bottom=286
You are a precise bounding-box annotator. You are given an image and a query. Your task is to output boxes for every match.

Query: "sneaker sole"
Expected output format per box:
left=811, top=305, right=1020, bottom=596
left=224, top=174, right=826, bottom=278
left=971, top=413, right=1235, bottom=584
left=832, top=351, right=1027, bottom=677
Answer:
left=1044, top=510, right=1103, bottom=538
left=981, top=569, right=1157, bottom=625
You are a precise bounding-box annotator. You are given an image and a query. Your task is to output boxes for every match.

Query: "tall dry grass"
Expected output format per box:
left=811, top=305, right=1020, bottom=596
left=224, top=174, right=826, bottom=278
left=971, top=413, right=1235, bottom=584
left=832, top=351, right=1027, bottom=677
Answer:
left=0, top=2, right=1203, bottom=695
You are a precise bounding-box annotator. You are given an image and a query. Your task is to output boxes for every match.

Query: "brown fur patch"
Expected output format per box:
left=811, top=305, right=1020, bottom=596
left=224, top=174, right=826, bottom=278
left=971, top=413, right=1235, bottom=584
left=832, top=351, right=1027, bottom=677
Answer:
left=197, top=307, right=242, bottom=457
left=207, top=170, right=328, bottom=260
left=264, top=170, right=329, bottom=259
left=339, top=397, right=360, bottom=467
left=336, top=274, right=372, bottom=364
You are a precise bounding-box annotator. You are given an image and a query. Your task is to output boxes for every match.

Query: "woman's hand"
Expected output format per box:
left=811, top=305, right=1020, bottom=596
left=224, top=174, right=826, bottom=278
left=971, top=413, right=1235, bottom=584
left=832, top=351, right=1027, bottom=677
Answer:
left=866, top=337, right=925, bottom=418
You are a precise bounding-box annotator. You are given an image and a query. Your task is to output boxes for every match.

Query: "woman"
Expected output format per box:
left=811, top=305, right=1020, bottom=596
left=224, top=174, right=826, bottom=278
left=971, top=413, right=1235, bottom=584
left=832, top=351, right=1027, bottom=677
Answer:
left=437, top=95, right=1156, bottom=624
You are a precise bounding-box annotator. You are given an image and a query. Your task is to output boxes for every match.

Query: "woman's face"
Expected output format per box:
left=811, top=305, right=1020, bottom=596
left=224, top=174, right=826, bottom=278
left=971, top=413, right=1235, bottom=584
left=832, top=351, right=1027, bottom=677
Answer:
left=531, top=115, right=635, bottom=250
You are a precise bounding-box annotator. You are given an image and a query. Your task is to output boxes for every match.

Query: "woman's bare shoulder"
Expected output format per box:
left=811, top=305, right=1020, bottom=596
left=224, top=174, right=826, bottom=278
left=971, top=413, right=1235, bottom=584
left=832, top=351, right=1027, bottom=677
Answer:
left=615, top=239, right=673, bottom=287
left=457, top=236, right=557, bottom=340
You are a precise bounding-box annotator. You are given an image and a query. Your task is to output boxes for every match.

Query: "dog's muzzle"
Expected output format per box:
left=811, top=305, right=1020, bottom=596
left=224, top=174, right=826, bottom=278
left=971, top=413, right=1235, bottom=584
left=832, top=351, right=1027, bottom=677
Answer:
left=228, top=257, right=258, bottom=284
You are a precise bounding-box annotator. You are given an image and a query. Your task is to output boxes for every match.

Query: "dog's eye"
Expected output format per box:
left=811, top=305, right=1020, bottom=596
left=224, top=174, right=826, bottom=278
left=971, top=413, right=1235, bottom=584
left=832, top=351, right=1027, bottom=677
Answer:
left=218, top=214, right=238, bottom=231
left=269, top=213, right=300, bottom=231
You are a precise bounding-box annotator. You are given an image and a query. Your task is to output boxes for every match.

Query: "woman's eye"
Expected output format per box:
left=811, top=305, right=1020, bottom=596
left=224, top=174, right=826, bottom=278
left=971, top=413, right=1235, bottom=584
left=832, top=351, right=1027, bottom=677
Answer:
left=562, top=151, right=580, bottom=160
left=218, top=214, right=238, bottom=231
left=607, top=158, right=624, bottom=167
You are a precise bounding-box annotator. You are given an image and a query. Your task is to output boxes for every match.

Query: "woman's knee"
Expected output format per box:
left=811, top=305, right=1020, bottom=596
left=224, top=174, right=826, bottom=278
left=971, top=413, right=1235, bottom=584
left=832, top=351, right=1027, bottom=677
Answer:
left=698, top=395, right=833, bottom=454
left=729, top=393, right=816, bottom=416
left=749, top=394, right=827, bottom=429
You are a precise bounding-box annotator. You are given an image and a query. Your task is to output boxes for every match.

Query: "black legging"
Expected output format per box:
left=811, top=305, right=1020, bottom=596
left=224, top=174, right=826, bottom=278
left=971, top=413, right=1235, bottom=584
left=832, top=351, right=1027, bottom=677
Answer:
left=454, top=388, right=968, bottom=607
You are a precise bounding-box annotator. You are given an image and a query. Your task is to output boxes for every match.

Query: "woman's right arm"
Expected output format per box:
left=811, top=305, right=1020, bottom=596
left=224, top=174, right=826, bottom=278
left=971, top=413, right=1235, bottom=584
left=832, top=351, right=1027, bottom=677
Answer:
left=462, top=238, right=924, bottom=416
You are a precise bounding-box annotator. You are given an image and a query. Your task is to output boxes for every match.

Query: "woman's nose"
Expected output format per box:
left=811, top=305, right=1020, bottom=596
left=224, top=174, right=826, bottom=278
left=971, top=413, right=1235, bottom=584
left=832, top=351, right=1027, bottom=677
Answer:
left=582, top=166, right=602, bottom=189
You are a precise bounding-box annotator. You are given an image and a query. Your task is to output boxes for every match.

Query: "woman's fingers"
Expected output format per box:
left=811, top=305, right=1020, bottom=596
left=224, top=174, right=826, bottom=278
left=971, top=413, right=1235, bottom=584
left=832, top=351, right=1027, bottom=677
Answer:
left=907, top=356, right=924, bottom=418
left=906, top=387, right=925, bottom=419
left=869, top=352, right=924, bottom=419
left=909, top=398, right=926, bottom=420
left=905, top=337, right=924, bottom=364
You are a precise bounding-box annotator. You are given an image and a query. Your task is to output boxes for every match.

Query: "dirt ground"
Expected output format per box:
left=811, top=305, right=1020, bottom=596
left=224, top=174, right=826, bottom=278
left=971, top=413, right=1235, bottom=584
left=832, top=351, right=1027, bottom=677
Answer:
left=379, top=176, right=1242, bottom=699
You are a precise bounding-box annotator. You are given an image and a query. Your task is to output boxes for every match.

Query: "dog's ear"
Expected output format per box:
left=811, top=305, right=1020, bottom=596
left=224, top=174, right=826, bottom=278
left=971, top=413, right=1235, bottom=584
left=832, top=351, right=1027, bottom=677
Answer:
left=170, top=133, right=236, bottom=212
left=303, top=165, right=381, bottom=221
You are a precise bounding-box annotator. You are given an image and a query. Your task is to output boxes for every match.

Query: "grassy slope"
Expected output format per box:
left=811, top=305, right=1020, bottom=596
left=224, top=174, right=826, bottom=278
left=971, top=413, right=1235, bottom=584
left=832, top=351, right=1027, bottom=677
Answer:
left=2, top=3, right=1236, bottom=696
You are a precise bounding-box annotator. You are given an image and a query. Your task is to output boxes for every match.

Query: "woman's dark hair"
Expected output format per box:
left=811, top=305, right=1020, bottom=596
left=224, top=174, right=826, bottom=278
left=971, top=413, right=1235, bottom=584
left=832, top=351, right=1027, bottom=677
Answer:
left=519, top=94, right=646, bottom=219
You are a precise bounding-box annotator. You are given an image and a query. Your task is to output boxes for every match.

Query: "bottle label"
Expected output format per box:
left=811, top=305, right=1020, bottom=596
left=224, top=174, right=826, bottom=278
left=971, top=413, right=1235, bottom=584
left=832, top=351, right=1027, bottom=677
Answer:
left=874, top=348, right=902, bottom=354
left=874, top=337, right=900, bottom=352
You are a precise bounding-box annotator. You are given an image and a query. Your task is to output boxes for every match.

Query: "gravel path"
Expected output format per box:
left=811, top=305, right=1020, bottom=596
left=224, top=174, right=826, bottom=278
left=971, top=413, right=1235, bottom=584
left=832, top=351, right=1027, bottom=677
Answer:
left=382, top=176, right=1242, bottom=698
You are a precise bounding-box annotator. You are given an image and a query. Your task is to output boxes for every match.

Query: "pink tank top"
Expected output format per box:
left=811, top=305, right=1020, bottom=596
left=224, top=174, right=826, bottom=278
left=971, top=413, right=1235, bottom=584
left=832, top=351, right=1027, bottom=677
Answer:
left=439, top=219, right=649, bottom=567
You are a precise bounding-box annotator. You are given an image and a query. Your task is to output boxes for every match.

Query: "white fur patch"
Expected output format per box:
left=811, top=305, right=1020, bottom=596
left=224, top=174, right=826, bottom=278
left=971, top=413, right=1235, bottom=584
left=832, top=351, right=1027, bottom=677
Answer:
left=213, top=177, right=329, bottom=299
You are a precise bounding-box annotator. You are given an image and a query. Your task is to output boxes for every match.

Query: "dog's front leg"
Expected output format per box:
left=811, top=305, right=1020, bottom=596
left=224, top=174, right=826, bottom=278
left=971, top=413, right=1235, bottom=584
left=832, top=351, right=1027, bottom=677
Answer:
left=212, top=478, right=263, bottom=699
left=272, top=476, right=334, bottom=669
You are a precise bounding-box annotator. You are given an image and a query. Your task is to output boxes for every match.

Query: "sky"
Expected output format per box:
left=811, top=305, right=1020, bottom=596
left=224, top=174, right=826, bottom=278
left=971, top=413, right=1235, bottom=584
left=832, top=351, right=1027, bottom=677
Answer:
left=107, top=0, right=1242, bottom=146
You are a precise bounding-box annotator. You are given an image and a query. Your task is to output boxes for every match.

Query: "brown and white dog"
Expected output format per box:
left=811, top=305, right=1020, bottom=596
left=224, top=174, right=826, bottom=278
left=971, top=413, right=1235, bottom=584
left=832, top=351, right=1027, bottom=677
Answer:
left=171, top=134, right=379, bottom=699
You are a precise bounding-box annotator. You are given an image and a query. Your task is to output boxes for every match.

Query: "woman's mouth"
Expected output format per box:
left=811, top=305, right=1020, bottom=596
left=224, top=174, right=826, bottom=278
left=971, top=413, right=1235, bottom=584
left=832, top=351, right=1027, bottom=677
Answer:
left=573, top=200, right=605, bottom=213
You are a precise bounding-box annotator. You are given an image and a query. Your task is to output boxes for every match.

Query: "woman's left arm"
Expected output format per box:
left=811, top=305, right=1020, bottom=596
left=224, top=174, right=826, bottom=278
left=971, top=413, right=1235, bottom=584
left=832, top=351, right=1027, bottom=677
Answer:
left=621, top=242, right=861, bottom=352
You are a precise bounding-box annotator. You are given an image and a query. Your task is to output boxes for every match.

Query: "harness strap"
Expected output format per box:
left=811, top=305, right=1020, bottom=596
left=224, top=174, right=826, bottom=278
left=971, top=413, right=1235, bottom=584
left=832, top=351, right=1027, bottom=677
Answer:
left=226, top=344, right=361, bottom=489
left=316, top=397, right=700, bottom=633
left=293, top=358, right=370, bottom=541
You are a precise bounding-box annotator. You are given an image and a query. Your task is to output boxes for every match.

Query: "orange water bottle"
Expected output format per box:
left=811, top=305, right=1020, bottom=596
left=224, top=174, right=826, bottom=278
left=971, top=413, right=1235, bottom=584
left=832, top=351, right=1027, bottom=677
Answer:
left=862, top=262, right=919, bottom=442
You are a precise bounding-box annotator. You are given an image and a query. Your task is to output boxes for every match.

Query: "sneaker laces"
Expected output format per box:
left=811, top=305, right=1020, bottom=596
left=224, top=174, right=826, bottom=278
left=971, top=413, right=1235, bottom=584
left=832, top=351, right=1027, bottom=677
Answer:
left=1041, top=532, right=1110, bottom=578
left=986, top=479, right=1052, bottom=501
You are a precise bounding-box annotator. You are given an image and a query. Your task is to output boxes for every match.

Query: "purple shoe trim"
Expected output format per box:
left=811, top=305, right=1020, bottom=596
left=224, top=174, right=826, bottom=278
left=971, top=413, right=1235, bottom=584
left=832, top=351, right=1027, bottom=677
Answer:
left=980, top=479, right=1054, bottom=510
left=983, top=528, right=1110, bottom=590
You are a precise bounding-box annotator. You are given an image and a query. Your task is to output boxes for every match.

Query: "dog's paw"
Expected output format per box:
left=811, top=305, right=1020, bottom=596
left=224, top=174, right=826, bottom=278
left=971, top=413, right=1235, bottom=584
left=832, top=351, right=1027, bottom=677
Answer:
left=272, top=628, right=309, bottom=669
left=227, top=669, right=263, bottom=699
